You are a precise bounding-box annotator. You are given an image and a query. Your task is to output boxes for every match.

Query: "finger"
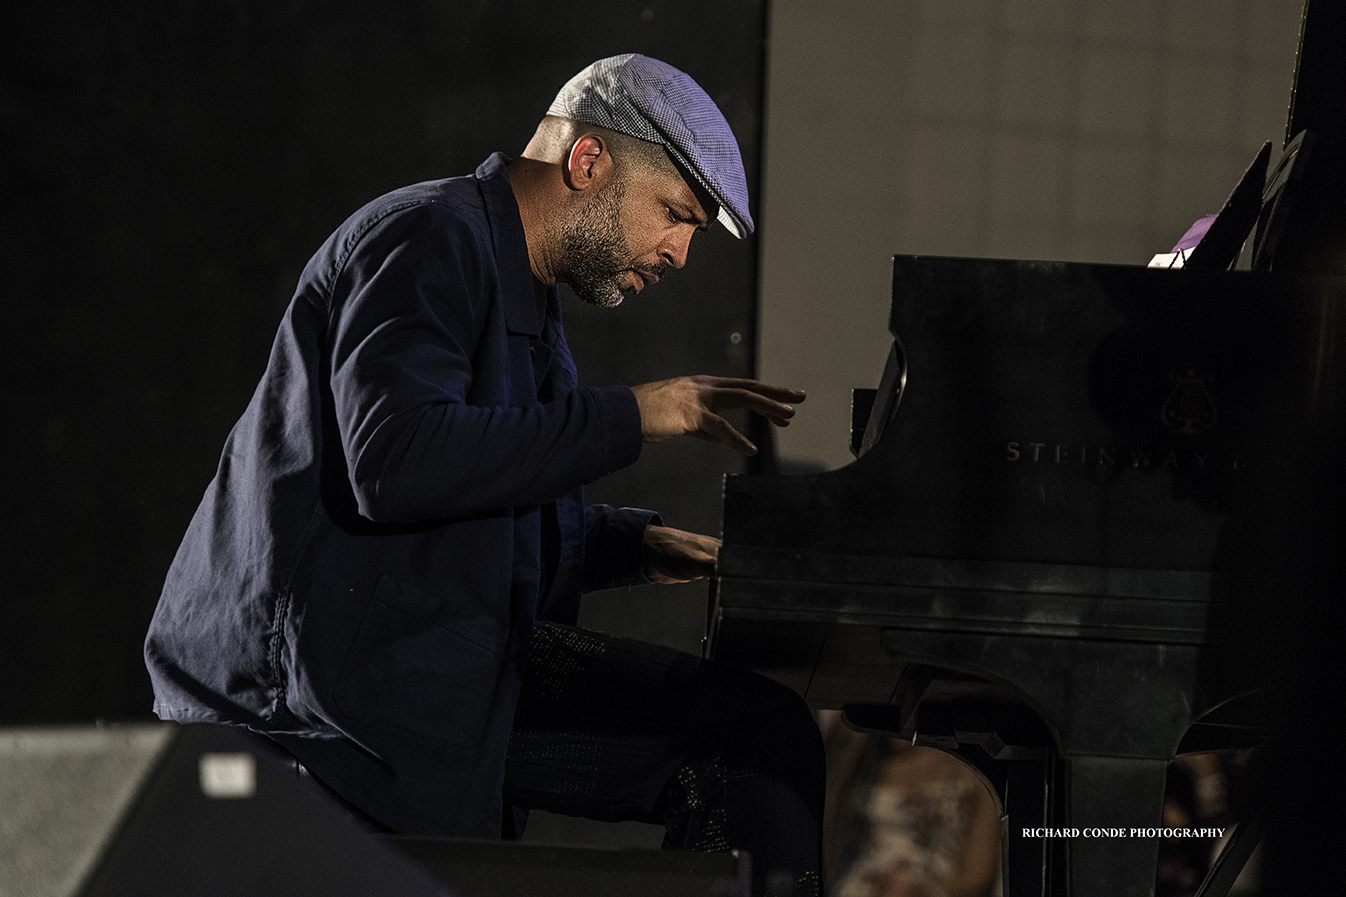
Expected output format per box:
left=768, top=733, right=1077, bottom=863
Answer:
left=708, top=386, right=800, bottom=422
left=701, top=377, right=807, bottom=403
left=697, top=412, right=757, bottom=455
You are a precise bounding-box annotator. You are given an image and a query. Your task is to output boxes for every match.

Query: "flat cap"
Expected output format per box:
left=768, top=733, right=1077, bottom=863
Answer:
left=547, top=54, right=754, bottom=238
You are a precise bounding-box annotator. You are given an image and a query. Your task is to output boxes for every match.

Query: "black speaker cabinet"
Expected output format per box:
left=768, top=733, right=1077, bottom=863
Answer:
left=390, top=837, right=750, bottom=897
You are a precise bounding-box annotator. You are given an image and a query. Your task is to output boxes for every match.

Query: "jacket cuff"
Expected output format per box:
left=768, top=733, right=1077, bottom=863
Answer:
left=582, top=504, right=662, bottom=591
left=586, top=385, right=643, bottom=476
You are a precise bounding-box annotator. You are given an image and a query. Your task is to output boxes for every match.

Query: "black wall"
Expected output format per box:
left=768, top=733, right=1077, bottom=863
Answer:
left=1, top=0, right=767, bottom=724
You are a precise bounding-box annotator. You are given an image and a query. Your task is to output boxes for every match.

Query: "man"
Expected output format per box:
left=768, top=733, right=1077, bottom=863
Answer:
left=145, top=55, right=823, bottom=895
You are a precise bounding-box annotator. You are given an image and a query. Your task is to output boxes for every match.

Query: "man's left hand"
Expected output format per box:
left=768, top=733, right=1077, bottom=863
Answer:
left=642, top=525, right=720, bottom=583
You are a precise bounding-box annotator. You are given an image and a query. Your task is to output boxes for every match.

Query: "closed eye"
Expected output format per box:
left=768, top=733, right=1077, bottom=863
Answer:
left=666, top=205, right=709, bottom=232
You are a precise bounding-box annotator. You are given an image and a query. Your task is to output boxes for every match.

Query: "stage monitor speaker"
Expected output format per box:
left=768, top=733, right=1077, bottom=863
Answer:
left=0, top=722, right=453, bottom=897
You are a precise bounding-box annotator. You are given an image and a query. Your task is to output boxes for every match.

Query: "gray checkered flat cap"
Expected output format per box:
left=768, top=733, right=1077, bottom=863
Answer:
left=548, top=54, right=754, bottom=238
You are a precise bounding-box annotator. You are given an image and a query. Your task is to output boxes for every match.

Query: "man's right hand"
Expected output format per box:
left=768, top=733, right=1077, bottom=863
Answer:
left=629, top=375, right=806, bottom=456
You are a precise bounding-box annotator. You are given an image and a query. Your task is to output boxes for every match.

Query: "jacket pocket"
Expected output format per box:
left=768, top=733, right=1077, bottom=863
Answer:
left=333, top=572, right=504, bottom=756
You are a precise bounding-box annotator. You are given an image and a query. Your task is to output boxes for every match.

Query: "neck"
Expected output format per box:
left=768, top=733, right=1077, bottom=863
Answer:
left=506, top=156, right=565, bottom=285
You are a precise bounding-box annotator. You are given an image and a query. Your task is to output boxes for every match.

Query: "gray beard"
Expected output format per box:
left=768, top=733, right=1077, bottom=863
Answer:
left=559, top=178, right=632, bottom=308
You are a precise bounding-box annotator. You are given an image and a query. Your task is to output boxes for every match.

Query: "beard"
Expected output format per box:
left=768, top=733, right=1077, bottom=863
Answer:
left=558, top=178, right=635, bottom=308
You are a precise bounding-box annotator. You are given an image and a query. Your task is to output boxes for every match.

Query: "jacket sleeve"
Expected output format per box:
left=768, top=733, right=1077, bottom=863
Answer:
left=580, top=504, right=661, bottom=592
left=326, top=203, right=643, bottom=523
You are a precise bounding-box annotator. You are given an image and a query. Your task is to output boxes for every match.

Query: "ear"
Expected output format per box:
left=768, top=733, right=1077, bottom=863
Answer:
left=563, top=133, right=613, bottom=192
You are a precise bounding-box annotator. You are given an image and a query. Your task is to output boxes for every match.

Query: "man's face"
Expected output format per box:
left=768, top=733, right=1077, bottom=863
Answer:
left=560, top=166, right=710, bottom=308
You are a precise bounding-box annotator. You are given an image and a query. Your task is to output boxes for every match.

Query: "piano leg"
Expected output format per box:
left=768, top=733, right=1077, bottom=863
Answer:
left=1060, top=755, right=1168, bottom=897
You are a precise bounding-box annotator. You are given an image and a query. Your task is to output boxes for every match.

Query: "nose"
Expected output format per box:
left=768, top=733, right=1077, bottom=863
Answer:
left=660, top=227, right=694, bottom=270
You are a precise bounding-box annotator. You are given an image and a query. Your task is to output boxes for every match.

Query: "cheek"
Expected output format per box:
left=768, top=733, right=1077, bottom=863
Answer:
left=621, top=202, right=665, bottom=243
left=623, top=225, right=662, bottom=257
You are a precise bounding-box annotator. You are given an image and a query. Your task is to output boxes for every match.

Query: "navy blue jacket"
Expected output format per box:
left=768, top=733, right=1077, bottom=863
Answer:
left=145, top=154, right=654, bottom=836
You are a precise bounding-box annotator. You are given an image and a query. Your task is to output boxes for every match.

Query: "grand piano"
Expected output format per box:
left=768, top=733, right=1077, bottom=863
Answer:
left=706, top=7, right=1346, bottom=895
left=708, top=255, right=1346, bottom=895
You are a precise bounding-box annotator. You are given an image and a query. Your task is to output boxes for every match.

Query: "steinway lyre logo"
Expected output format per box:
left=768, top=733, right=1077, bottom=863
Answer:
left=1160, top=369, right=1217, bottom=435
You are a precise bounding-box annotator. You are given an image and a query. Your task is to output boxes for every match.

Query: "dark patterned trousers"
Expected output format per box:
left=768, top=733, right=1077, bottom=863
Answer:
left=504, top=622, right=824, bottom=897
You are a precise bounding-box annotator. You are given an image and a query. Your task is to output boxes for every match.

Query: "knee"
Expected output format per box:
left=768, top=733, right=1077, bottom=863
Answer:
left=714, top=668, right=824, bottom=771
left=762, top=675, right=823, bottom=750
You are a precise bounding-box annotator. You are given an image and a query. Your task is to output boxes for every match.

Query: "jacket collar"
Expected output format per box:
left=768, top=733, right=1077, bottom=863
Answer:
left=476, top=152, right=546, bottom=337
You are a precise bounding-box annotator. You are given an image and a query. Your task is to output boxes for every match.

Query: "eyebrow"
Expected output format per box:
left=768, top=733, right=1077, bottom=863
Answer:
left=670, top=200, right=710, bottom=231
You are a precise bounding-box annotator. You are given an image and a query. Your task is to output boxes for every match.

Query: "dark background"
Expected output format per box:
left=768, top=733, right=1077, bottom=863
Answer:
left=0, top=0, right=769, bottom=726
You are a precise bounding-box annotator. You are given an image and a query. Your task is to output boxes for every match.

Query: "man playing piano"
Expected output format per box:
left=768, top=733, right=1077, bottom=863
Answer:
left=143, top=54, right=823, bottom=896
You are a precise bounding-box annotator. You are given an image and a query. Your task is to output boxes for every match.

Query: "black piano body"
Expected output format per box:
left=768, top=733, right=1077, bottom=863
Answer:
left=707, top=256, right=1346, bottom=895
